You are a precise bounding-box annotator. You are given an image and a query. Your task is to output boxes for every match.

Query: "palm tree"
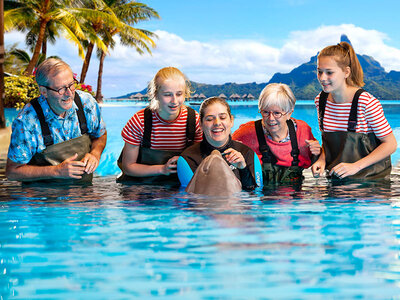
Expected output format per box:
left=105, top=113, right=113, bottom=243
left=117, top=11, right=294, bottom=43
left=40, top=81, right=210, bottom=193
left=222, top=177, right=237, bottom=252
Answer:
left=77, top=0, right=121, bottom=83
left=4, top=0, right=112, bottom=75
left=4, top=0, right=87, bottom=74
left=94, top=0, right=159, bottom=101
left=25, top=19, right=58, bottom=57
left=9, top=48, right=61, bottom=73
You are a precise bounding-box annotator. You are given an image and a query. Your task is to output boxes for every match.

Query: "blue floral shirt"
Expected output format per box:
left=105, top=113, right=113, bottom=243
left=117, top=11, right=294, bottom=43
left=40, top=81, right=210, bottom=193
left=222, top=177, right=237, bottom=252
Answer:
left=8, top=90, right=106, bottom=164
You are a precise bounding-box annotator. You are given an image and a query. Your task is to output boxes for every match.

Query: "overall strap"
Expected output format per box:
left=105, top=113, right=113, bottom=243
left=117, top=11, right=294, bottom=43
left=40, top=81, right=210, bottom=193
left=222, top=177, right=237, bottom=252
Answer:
left=74, top=92, right=88, bottom=135
left=348, top=89, right=365, bottom=132
left=185, top=106, right=196, bottom=147
left=30, top=97, right=54, bottom=147
left=254, top=119, right=277, bottom=164
left=142, top=107, right=153, bottom=149
left=318, top=91, right=329, bottom=131
left=287, top=119, right=300, bottom=166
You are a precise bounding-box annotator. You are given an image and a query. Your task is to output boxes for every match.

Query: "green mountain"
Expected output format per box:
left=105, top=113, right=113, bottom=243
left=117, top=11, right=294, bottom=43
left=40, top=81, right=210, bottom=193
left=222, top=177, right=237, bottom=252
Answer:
left=117, top=37, right=400, bottom=100
left=268, top=53, right=400, bottom=100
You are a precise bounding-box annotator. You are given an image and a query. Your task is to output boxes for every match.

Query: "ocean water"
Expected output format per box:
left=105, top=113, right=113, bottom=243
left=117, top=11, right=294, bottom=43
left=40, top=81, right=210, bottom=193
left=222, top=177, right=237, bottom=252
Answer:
left=1, top=101, right=400, bottom=299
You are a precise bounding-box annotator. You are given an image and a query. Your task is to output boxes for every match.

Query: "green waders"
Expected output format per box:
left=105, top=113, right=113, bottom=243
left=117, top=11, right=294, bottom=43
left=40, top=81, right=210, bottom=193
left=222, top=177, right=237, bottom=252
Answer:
left=117, top=106, right=196, bottom=185
left=28, top=93, right=93, bottom=183
left=255, top=119, right=304, bottom=185
left=318, top=89, right=391, bottom=180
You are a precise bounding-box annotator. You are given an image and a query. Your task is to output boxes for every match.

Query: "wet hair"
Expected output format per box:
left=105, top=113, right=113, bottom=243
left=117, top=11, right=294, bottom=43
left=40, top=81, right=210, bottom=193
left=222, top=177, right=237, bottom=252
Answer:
left=35, top=58, right=73, bottom=86
left=258, top=83, right=296, bottom=113
left=317, top=41, right=364, bottom=87
left=147, top=67, right=192, bottom=111
left=199, top=96, right=233, bottom=121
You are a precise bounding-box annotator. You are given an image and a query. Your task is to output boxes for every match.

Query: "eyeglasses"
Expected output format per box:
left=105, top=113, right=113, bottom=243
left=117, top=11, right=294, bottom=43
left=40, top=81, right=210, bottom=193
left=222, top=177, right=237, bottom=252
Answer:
left=42, top=80, right=78, bottom=95
left=260, top=110, right=289, bottom=119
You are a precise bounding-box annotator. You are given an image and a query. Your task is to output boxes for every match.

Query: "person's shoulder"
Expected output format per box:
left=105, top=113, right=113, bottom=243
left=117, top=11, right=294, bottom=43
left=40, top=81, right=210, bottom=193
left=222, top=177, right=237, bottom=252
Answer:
left=181, top=141, right=201, bottom=156
left=185, top=105, right=200, bottom=117
left=233, top=120, right=256, bottom=136
left=14, top=100, right=38, bottom=124
left=357, top=90, right=383, bottom=109
left=76, top=90, right=96, bottom=104
left=240, top=120, right=256, bottom=128
left=359, top=90, right=378, bottom=102
left=232, top=139, right=253, bottom=152
left=130, top=107, right=147, bottom=120
left=292, top=118, right=311, bottom=129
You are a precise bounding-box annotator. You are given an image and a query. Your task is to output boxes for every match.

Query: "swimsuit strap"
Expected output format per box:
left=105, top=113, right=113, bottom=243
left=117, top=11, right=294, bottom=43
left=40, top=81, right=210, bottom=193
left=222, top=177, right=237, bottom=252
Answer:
left=31, top=97, right=54, bottom=147
left=254, top=119, right=277, bottom=164
left=287, top=119, right=300, bottom=166
left=348, top=89, right=365, bottom=132
left=185, top=106, right=196, bottom=147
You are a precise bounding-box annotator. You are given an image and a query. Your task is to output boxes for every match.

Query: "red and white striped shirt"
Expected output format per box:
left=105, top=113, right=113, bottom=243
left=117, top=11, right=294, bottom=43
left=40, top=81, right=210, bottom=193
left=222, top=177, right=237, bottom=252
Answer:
left=121, top=106, right=203, bottom=151
left=315, top=91, right=392, bottom=139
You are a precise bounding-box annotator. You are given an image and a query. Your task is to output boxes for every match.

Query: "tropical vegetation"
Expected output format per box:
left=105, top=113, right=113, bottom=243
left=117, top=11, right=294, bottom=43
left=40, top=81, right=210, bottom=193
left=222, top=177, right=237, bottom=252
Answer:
left=4, top=0, right=159, bottom=103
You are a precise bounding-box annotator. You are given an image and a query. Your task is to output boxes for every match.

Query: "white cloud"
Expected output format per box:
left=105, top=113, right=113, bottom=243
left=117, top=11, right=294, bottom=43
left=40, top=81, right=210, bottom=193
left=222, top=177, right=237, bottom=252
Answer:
left=5, top=24, right=400, bottom=97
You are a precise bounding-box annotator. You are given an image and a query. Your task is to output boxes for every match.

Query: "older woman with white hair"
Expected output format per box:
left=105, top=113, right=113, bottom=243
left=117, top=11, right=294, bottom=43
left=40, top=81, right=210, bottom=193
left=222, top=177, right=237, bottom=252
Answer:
left=232, top=83, right=321, bottom=184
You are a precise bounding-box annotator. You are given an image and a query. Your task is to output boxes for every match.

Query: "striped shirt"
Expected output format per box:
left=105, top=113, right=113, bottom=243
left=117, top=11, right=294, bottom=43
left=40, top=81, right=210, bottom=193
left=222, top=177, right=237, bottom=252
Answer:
left=315, top=91, right=392, bottom=139
left=121, top=106, right=203, bottom=151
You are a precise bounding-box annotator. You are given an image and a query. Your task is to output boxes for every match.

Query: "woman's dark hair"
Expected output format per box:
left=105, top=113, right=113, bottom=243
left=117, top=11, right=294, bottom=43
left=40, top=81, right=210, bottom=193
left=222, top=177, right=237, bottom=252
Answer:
left=199, top=97, right=232, bottom=121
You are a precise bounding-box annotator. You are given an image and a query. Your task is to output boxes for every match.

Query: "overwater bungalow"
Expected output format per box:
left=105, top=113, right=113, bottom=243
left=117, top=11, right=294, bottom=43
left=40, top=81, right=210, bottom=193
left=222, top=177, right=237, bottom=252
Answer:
left=129, top=92, right=144, bottom=101
left=218, top=93, right=227, bottom=99
left=246, top=93, right=255, bottom=100
left=230, top=93, right=241, bottom=101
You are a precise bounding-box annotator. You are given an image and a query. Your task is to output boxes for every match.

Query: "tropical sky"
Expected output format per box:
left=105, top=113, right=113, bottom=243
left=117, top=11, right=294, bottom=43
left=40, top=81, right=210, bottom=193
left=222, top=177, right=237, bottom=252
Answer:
left=6, top=0, right=400, bottom=98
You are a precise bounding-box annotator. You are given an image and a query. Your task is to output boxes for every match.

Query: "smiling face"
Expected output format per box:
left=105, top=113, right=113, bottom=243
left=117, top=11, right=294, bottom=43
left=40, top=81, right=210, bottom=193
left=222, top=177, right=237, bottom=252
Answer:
left=39, top=68, right=75, bottom=117
left=317, top=56, right=350, bottom=94
left=201, top=102, right=234, bottom=148
left=156, top=77, right=186, bottom=121
left=261, top=104, right=292, bottom=140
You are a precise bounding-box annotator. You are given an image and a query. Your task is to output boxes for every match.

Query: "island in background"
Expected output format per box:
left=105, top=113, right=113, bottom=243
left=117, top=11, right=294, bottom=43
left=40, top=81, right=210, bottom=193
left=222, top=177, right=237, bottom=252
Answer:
left=113, top=35, right=400, bottom=101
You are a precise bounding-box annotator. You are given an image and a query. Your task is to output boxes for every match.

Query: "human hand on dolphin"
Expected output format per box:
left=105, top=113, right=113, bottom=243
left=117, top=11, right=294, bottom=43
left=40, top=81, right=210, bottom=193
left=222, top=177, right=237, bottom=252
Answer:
left=162, top=156, right=179, bottom=175
left=223, top=148, right=246, bottom=169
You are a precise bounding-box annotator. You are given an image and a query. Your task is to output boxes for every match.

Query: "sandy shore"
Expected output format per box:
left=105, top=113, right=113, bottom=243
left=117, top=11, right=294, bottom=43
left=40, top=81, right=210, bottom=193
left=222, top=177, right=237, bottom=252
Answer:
left=0, top=126, right=11, bottom=179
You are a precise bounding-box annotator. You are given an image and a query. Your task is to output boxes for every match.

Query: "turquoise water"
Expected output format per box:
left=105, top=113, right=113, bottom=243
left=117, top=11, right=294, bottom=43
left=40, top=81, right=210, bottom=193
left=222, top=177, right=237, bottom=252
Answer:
left=2, top=102, right=400, bottom=298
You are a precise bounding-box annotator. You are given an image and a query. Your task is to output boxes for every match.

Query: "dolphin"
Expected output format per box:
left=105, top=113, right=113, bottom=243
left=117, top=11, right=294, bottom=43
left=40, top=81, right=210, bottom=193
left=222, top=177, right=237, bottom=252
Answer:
left=185, top=150, right=242, bottom=196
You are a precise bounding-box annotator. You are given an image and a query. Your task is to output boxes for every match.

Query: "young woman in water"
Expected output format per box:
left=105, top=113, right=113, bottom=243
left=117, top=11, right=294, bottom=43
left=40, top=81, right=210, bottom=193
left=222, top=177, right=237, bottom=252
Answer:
left=118, top=67, right=203, bottom=184
left=312, top=41, right=397, bottom=180
left=178, top=96, right=260, bottom=190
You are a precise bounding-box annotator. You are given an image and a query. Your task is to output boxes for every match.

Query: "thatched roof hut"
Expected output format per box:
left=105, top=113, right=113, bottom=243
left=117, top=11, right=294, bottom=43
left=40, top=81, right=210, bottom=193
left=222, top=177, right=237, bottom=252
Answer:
left=218, top=93, right=227, bottom=99
left=230, top=93, right=241, bottom=101
left=198, top=93, right=206, bottom=99
left=246, top=93, right=255, bottom=99
left=129, top=92, right=144, bottom=100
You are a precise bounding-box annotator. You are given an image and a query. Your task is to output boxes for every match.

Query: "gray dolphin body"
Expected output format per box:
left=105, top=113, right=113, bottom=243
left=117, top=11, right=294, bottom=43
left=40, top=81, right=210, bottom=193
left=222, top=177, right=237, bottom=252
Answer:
left=185, top=150, right=242, bottom=196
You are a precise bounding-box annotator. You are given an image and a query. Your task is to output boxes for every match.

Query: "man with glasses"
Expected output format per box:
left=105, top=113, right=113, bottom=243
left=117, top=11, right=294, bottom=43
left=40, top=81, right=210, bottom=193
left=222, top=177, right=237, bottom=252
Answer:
left=6, top=58, right=107, bottom=182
